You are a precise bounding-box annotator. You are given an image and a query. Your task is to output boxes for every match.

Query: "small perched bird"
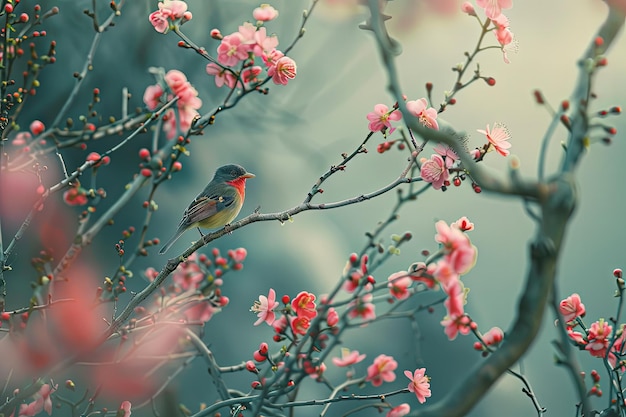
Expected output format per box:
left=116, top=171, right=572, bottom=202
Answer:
left=159, top=164, right=255, bottom=254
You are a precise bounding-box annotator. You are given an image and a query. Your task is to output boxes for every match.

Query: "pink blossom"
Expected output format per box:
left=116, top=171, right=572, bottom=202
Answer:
left=149, top=10, right=170, bottom=33
left=366, top=354, right=397, bottom=387
left=443, top=280, right=466, bottom=318
left=585, top=319, right=612, bottom=358
left=567, top=326, right=586, bottom=345
left=241, top=66, right=263, bottom=86
left=228, top=247, right=248, bottom=262
left=367, top=103, right=402, bottom=134
left=184, top=299, right=219, bottom=323
left=475, top=0, right=512, bottom=19
left=159, top=0, right=188, bottom=18
left=144, top=267, right=159, bottom=282
left=272, top=314, right=288, bottom=334
left=326, top=307, right=339, bottom=327
left=217, top=33, right=249, bottom=66
left=348, top=293, right=376, bottom=321
left=172, top=254, right=203, bottom=290
left=253, top=27, right=279, bottom=56
left=253, top=4, right=279, bottom=21
left=433, top=143, right=459, bottom=162
left=460, top=1, right=476, bottom=16
left=290, top=315, right=311, bottom=335
left=441, top=313, right=472, bottom=340
left=482, top=327, right=504, bottom=346
left=252, top=288, right=280, bottom=326
left=18, top=383, right=56, bottom=416
left=143, top=84, right=164, bottom=110
left=435, top=220, right=477, bottom=274
left=162, top=69, right=201, bottom=138
left=405, top=368, right=431, bottom=404
left=262, top=48, right=284, bottom=68
left=291, top=291, right=317, bottom=320
left=387, top=404, right=411, bottom=417
left=454, top=216, right=474, bottom=231
left=477, top=123, right=511, bottom=156
left=406, top=98, right=439, bottom=130
left=332, top=348, right=366, bottom=367
left=268, top=56, right=297, bottom=85
left=387, top=271, right=412, bottom=300
left=12, top=131, right=31, bottom=146
left=559, top=293, right=585, bottom=323
left=148, top=1, right=189, bottom=33
left=433, top=260, right=459, bottom=290
left=206, top=63, right=237, bottom=89
left=119, top=401, right=132, bottom=417
left=420, top=154, right=449, bottom=190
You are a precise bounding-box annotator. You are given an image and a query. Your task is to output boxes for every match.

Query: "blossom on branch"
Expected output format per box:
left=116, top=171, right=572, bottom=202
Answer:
left=559, top=293, right=585, bottom=324
left=251, top=288, right=279, bottom=326
left=477, top=123, right=512, bottom=156
left=406, top=98, right=439, bottom=130
left=366, top=103, right=402, bottom=134
left=476, top=0, right=512, bottom=20
left=405, top=368, right=431, bottom=404
left=366, top=354, right=397, bottom=387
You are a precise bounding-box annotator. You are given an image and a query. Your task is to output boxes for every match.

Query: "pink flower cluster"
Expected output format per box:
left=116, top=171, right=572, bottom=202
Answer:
left=461, top=1, right=515, bottom=63
left=149, top=0, right=192, bottom=34
left=143, top=69, right=202, bottom=139
left=432, top=219, right=478, bottom=339
left=17, top=383, right=56, bottom=417
left=366, top=97, right=438, bottom=136
left=363, top=355, right=431, bottom=404
left=560, top=293, right=626, bottom=368
left=205, top=6, right=297, bottom=88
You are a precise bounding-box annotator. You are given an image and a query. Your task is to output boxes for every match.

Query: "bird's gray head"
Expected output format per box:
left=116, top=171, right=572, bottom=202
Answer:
left=213, top=164, right=255, bottom=181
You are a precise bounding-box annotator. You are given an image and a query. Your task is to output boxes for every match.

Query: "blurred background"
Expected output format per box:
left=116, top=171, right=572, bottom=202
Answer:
left=2, top=0, right=626, bottom=415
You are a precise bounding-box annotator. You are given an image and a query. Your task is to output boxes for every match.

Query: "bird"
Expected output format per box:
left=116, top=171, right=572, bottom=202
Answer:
left=159, top=164, right=255, bottom=254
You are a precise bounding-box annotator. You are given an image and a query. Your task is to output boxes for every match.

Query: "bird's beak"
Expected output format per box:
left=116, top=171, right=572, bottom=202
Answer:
left=241, top=172, right=255, bottom=179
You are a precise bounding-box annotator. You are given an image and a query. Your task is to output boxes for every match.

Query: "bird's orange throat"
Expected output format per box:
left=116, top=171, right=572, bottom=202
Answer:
left=227, top=177, right=248, bottom=198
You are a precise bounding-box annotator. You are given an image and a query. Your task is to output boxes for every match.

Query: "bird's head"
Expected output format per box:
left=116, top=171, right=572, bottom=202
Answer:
left=214, top=164, right=255, bottom=191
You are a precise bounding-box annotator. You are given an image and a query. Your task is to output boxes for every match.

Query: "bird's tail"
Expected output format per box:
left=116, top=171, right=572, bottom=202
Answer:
left=159, top=228, right=185, bottom=254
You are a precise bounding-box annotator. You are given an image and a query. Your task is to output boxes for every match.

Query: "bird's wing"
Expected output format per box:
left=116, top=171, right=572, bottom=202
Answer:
left=179, top=193, right=236, bottom=228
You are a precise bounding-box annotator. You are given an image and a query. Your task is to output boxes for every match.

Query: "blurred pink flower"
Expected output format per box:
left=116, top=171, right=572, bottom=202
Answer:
left=332, top=348, right=366, bottom=367
left=387, top=271, right=412, bottom=300
left=476, top=0, right=512, bottom=19
left=435, top=220, right=477, bottom=274
left=252, top=288, right=280, bottom=326
left=405, top=368, right=431, bottom=403
left=119, top=401, right=132, bottom=417
left=406, top=98, right=439, bottom=130
left=477, top=123, right=511, bottom=156
left=206, top=63, right=237, bottom=89
left=348, top=293, right=376, bottom=321
left=482, top=327, right=504, bottom=346
left=253, top=4, right=279, bottom=21
left=143, top=84, right=164, bottom=110
left=366, top=354, right=397, bottom=387
left=172, top=254, right=203, bottom=290
left=461, top=1, right=476, bottom=16
left=18, top=383, right=56, bottom=416
left=387, top=404, right=411, bottom=417
left=559, top=293, right=585, bottom=323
